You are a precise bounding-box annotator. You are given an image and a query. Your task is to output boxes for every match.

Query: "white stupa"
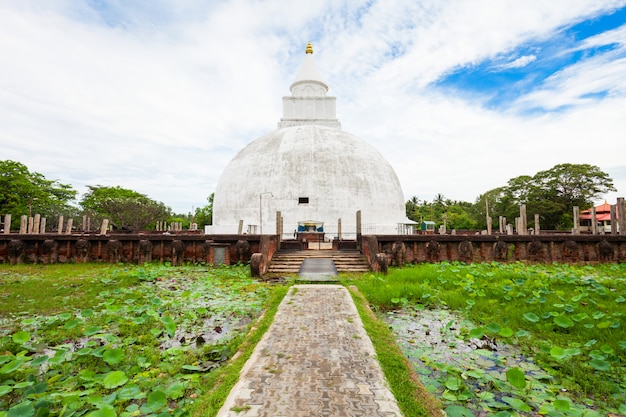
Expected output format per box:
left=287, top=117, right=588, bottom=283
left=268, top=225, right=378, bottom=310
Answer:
left=211, top=43, right=412, bottom=237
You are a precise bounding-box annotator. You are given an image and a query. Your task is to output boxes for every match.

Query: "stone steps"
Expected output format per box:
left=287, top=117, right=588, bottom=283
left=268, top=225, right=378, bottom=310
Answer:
left=268, top=250, right=370, bottom=274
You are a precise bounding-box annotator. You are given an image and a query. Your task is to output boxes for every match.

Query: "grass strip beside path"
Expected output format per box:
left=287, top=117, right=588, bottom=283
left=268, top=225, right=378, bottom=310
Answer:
left=348, top=286, right=443, bottom=417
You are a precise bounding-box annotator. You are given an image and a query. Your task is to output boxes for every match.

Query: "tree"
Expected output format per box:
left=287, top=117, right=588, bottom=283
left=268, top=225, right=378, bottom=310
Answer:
left=446, top=202, right=478, bottom=230
left=472, top=163, right=616, bottom=230
left=405, top=196, right=421, bottom=222
left=406, top=195, right=476, bottom=230
left=194, top=193, right=213, bottom=227
left=531, top=163, right=615, bottom=229
left=533, top=163, right=615, bottom=208
left=0, top=160, right=77, bottom=230
left=406, top=196, right=433, bottom=224
left=80, top=185, right=170, bottom=231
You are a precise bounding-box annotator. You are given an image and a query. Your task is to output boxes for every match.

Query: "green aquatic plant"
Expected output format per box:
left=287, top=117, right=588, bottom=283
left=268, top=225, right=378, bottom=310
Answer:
left=0, top=263, right=278, bottom=417
left=346, top=262, right=626, bottom=416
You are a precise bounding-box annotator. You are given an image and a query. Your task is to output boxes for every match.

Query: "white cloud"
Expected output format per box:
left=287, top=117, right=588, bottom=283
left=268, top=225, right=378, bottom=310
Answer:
left=1, top=0, right=626, bottom=214
left=514, top=49, right=626, bottom=110
left=498, top=54, right=537, bottom=69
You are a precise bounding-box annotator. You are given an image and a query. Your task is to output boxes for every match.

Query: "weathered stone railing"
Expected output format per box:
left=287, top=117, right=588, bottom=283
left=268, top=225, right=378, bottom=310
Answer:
left=362, top=234, right=626, bottom=270
left=0, top=234, right=279, bottom=268
left=1, top=234, right=624, bottom=274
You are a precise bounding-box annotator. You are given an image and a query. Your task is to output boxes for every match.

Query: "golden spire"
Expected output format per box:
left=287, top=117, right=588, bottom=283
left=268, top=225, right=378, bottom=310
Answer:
left=305, top=41, right=313, bottom=54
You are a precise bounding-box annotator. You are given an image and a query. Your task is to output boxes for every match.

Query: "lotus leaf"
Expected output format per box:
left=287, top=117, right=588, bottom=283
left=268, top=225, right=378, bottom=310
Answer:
left=549, top=347, right=566, bottom=360
left=523, top=312, right=540, bottom=323
left=588, top=359, right=610, bottom=371
left=64, top=319, right=81, bottom=330
left=144, top=391, right=167, bottom=413
left=506, top=367, right=526, bottom=389
left=553, top=315, right=574, bottom=328
left=600, top=345, right=614, bottom=354
left=581, top=411, right=604, bottom=417
left=592, top=311, right=605, bottom=319
left=444, top=405, right=474, bottom=416
left=136, top=356, right=151, bottom=368
left=593, top=286, right=608, bottom=296
left=102, top=371, right=128, bottom=389
left=116, top=383, right=144, bottom=401
left=469, top=327, right=484, bottom=339
left=85, top=405, right=116, bottom=417
left=1, top=359, right=26, bottom=374
left=76, top=348, right=92, bottom=356
left=442, top=391, right=457, bottom=401
left=58, top=313, right=72, bottom=321
left=165, top=382, right=185, bottom=399
left=564, top=347, right=581, bottom=357
left=553, top=398, right=571, bottom=411
left=12, top=331, right=30, bottom=344
left=589, top=350, right=605, bottom=359
left=486, top=323, right=501, bottom=333
left=445, top=376, right=461, bottom=391
left=181, top=364, right=203, bottom=372
left=501, top=396, right=532, bottom=412
left=7, top=401, right=35, bottom=417
left=24, top=381, right=47, bottom=395
left=102, top=349, right=124, bottom=366
left=499, top=327, right=514, bottom=338
left=91, top=347, right=106, bottom=358
left=83, top=326, right=102, bottom=336
left=48, top=350, right=70, bottom=365
left=79, top=370, right=97, bottom=382
left=106, top=304, right=124, bottom=313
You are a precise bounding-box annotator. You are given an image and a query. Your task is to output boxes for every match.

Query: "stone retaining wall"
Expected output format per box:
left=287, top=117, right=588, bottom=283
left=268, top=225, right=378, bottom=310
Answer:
left=1, top=234, right=624, bottom=269
left=363, top=234, right=626, bottom=268
left=0, top=234, right=270, bottom=266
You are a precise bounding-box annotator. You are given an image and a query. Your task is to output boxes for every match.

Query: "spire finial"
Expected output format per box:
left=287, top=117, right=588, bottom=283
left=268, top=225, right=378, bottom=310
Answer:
left=305, top=41, right=313, bottom=54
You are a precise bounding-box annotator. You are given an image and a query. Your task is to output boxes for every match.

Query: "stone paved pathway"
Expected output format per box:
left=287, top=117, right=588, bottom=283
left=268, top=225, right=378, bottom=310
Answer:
left=216, top=284, right=403, bottom=416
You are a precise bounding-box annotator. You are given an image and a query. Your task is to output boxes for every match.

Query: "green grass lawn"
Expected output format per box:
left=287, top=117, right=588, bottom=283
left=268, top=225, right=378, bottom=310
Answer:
left=0, top=264, right=139, bottom=316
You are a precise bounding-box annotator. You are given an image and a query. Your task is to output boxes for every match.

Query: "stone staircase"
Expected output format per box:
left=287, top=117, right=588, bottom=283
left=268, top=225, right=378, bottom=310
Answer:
left=267, top=250, right=370, bottom=274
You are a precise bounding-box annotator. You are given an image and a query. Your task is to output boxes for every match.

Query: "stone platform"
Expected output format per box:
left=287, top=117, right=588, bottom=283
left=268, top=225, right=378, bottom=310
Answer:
left=216, top=285, right=403, bottom=416
left=297, top=258, right=338, bottom=281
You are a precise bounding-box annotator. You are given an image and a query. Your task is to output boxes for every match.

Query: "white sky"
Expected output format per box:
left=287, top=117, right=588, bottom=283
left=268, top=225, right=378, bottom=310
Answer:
left=1, top=0, right=625, bottom=213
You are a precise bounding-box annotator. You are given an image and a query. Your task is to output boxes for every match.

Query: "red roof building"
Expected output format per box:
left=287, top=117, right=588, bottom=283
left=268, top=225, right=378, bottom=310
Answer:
left=580, top=201, right=619, bottom=232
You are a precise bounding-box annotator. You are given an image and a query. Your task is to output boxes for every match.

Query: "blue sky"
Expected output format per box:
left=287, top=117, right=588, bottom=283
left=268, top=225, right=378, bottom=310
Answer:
left=1, top=1, right=625, bottom=213
left=436, top=6, right=626, bottom=112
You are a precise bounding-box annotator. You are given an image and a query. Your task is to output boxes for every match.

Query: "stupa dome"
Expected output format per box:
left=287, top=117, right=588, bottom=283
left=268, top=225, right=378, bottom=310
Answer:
left=211, top=43, right=410, bottom=236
